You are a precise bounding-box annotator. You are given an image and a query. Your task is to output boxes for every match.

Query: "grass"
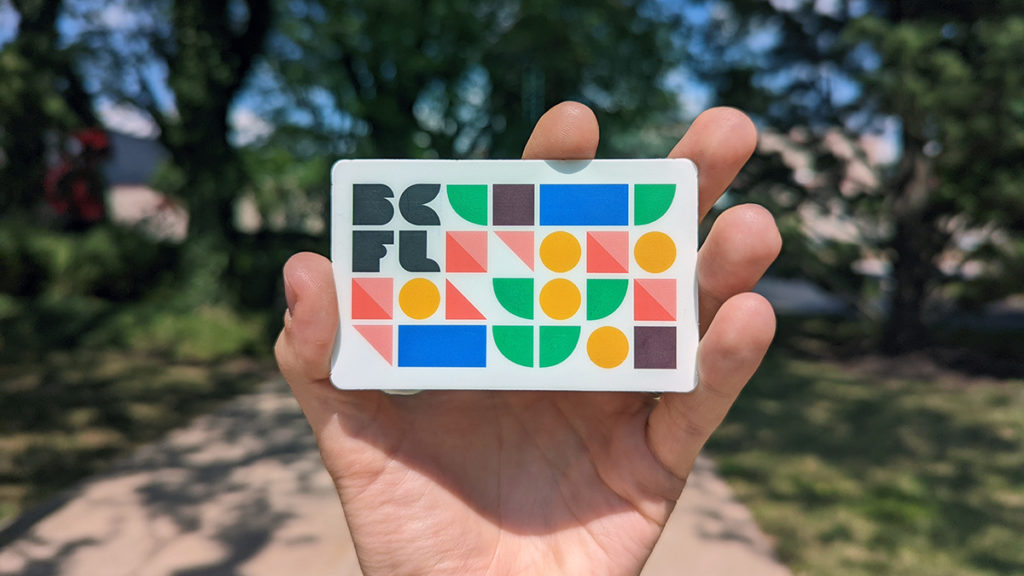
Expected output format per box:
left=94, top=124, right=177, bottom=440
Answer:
left=0, top=219, right=315, bottom=529
left=708, top=317, right=1024, bottom=576
left=0, top=287, right=279, bottom=528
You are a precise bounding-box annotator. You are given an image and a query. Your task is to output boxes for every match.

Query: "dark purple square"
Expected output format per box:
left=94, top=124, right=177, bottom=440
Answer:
left=493, top=184, right=534, bottom=226
left=634, top=326, right=676, bottom=369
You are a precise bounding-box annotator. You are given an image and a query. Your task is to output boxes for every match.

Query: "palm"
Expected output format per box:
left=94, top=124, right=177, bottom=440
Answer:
left=277, top=103, right=779, bottom=576
left=308, top=389, right=679, bottom=575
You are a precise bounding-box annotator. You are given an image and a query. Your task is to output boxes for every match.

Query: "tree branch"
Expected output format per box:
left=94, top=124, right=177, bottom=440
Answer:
left=228, top=0, right=272, bottom=95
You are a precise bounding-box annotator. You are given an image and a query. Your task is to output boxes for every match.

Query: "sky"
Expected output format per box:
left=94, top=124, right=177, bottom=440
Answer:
left=0, top=1, right=18, bottom=46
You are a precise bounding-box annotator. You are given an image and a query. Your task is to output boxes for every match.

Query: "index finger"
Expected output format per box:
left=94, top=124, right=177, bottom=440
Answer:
left=521, top=101, right=600, bottom=160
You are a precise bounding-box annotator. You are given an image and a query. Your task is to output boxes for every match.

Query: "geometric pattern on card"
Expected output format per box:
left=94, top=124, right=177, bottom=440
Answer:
left=634, top=326, right=676, bottom=369
left=331, top=159, right=698, bottom=392
left=446, top=231, right=487, bottom=273
left=354, top=324, right=393, bottom=365
left=446, top=279, right=486, bottom=320
left=634, top=279, right=676, bottom=321
left=352, top=277, right=393, bottom=320
left=495, top=231, right=535, bottom=271
left=587, top=231, right=629, bottom=273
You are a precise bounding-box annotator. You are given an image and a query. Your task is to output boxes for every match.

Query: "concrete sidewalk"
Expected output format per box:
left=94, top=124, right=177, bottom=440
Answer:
left=0, top=379, right=790, bottom=576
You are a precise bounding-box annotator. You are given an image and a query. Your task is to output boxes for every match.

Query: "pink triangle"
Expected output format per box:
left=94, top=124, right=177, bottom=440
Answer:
left=446, top=280, right=486, bottom=320
left=354, top=325, right=393, bottom=364
left=496, top=231, right=534, bottom=270
left=587, top=231, right=629, bottom=273
left=352, top=278, right=392, bottom=319
left=446, top=231, right=487, bottom=273
left=634, top=279, right=676, bottom=321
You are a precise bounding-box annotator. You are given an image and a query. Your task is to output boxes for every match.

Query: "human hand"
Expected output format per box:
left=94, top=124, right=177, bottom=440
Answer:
left=275, top=102, right=780, bottom=576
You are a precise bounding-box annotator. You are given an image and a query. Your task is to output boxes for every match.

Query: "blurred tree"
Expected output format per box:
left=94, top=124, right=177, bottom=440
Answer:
left=260, top=0, right=683, bottom=160
left=0, top=0, right=95, bottom=214
left=704, top=0, right=1024, bottom=353
left=70, top=0, right=272, bottom=301
left=157, top=0, right=271, bottom=249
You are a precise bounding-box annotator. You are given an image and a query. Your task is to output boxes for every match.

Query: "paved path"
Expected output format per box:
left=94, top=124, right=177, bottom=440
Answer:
left=0, top=380, right=790, bottom=576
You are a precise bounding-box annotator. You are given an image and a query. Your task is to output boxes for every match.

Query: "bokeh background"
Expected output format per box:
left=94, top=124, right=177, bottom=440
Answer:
left=1, top=1, right=1022, bottom=574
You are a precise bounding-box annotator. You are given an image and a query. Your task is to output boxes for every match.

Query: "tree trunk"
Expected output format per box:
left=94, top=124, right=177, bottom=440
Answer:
left=1, top=0, right=63, bottom=213
left=2, top=115, right=48, bottom=213
left=174, top=138, right=244, bottom=305
left=880, top=146, right=942, bottom=355
left=881, top=216, right=932, bottom=354
left=154, top=0, right=270, bottom=304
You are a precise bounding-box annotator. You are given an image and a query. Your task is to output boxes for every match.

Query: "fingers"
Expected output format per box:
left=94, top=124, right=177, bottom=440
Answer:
left=646, top=293, right=775, bottom=480
left=521, top=102, right=769, bottom=483
left=697, top=204, right=781, bottom=336
left=645, top=205, right=778, bottom=481
left=274, top=252, right=338, bottom=403
left=522, top=101, right=600, bottom=160
left=643, top=107, right=768, bottom=480
left=669, top=107, right=757, bottom=220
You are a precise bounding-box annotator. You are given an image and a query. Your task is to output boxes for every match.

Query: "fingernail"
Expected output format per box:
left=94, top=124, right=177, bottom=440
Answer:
left=284, top=272, right=296, bottom=317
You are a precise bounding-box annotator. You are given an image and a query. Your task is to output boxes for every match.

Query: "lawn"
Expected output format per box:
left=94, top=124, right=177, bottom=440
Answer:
left=0, top=221, right=305, bottom=528
left=709, top=319, right=1024, bottom=576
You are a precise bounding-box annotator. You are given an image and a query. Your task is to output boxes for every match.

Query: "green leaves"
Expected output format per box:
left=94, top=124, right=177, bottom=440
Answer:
left=709, top=1, right=1024, bottom=350
left=264, top=0, right=684, bottom=159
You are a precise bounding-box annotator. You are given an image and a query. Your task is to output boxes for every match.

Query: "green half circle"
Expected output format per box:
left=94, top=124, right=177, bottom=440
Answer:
left=493, top=325, right=533, bottom=367
left=539, top=326, right=580, bottom=367
left=587, top=279, right=628, bottom=320
left=493, top=278, right=534, bottom=319
left=634, top=184, right=675, bottom=226
left=447, top=184, right=488, bottom=226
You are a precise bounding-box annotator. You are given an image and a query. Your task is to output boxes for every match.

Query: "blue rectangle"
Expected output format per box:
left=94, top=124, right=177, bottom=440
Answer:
left=398, top=325, right=487, bottom=367
left=539, top=184, right=628, bottom=226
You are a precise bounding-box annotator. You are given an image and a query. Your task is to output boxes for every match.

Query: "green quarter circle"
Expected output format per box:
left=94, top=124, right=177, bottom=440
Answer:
left=539, top=326, right=581, bottom=368
left=634, top=184, right=675, bottom=226
left=493, top=325, right=533, bottom=367
left=586, top=279, right=629, bottom=320
left=447, top=184, right=488, bottom=225
left=493, top=278, right=534, bottom=319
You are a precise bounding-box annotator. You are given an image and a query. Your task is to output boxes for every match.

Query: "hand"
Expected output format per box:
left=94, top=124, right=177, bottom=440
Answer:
left=275, top=102, right=780, bottom=576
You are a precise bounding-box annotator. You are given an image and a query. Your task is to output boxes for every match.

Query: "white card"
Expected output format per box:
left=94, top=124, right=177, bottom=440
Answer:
left=330, top=159, right=698, bottom=392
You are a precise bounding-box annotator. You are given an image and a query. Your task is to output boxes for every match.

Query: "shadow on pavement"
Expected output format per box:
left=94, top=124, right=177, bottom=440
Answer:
left=1, top=379, right=790, bottom=576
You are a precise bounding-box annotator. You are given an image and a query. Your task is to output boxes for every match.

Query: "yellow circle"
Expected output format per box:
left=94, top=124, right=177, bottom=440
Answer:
left=540, top=231, right=581, bottom=273
left=539, top=278, right=581, bottom=320
left=634, top=231, right=676, bottom=273
left=587, top=326, right=629, bottom=368
left=399, top=278, right=440, bottom=319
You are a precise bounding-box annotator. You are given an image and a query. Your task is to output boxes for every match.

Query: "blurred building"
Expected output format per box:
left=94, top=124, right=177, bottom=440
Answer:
left=100, top=109, right=188, bottom=242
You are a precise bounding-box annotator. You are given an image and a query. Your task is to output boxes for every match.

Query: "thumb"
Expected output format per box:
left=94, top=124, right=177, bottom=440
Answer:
left=274, top=252, right=339, bottom=406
